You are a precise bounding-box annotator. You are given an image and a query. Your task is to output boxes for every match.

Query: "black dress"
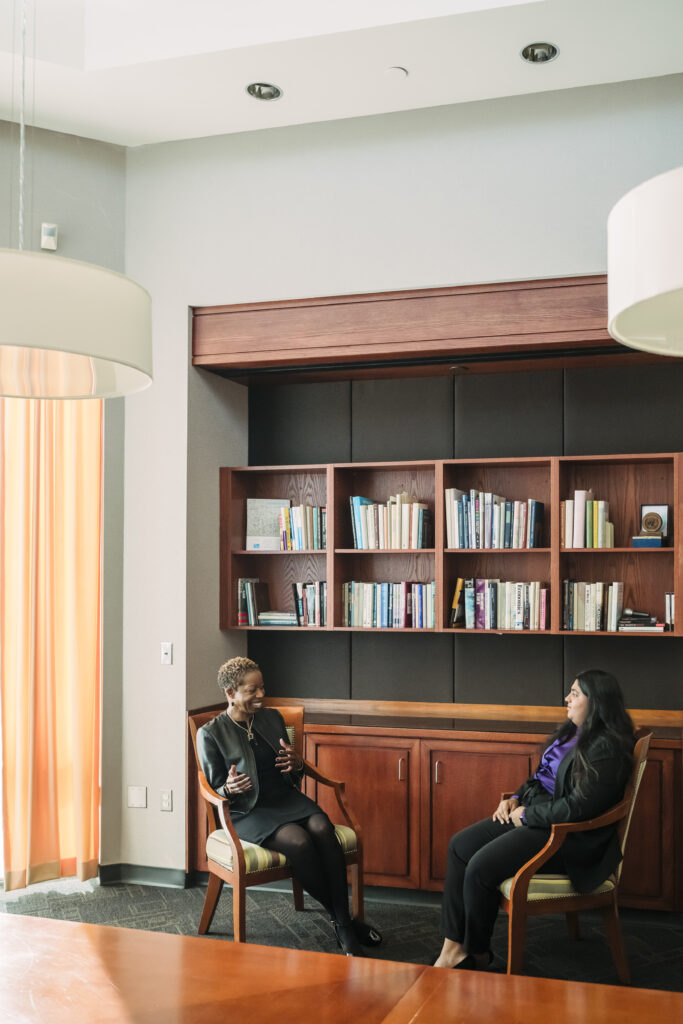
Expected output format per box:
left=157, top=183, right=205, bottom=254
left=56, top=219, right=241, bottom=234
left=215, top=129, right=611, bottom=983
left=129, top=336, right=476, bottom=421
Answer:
left=230, top=726, right=322, bottom=845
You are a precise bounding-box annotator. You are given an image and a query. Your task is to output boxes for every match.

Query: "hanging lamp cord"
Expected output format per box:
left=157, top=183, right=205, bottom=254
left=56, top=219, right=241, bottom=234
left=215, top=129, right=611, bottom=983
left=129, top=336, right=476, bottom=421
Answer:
left=17, top=0, right=27, bottom=251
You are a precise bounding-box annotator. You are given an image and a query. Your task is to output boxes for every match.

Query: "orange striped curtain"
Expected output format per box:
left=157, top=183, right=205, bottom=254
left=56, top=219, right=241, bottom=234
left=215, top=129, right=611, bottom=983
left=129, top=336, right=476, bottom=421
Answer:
left=0, top=398, right=102, bottom=891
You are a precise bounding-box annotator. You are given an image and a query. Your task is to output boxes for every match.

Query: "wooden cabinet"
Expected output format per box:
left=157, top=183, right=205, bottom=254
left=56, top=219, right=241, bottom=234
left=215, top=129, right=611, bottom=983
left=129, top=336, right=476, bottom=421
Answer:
left=220, top=453, right=682, bottom=635
left=420, top=739, right=536, bottom=890
left=305, top=732, right=421, bottom=887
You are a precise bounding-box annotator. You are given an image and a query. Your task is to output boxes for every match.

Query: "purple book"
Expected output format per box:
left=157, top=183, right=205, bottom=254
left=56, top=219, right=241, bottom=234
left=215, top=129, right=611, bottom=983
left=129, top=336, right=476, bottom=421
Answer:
left=475, top=578, right=487, bottom=630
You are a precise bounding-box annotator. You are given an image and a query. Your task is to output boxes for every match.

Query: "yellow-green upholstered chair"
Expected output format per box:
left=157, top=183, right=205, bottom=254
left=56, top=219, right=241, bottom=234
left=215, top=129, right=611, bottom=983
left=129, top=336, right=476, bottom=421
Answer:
left=498, top=729, right=651, bottom=984
left=188, top=703, right=364, bottom=943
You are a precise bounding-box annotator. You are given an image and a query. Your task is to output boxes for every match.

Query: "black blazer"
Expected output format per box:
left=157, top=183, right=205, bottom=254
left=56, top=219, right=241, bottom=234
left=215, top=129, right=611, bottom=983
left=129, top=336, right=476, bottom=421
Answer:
left=518, top=735, right=632, bottom=892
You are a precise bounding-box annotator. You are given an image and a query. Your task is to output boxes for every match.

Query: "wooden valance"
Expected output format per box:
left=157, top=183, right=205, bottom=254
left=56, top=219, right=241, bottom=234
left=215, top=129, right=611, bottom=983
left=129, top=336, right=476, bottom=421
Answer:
left=192, top=274, right=669, bottom=384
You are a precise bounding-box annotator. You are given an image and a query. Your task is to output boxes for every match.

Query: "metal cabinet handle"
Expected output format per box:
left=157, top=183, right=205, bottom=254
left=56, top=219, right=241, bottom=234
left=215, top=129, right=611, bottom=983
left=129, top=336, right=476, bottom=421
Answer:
left=435, top=760, right=442, bottom=784
left=398, top=757, right=406, bottom=781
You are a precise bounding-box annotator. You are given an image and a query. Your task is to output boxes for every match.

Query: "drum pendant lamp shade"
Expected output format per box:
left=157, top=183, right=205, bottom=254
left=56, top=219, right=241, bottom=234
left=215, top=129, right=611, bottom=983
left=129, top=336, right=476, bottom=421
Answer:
left=0, top=249, right=153, bottom=399
left=607, top=165, right=683, bottom=357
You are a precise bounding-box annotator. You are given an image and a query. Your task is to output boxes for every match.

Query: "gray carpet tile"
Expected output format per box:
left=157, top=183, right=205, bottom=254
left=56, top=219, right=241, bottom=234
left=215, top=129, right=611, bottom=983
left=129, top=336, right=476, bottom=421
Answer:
left=1, top=878, right=681, bottom=992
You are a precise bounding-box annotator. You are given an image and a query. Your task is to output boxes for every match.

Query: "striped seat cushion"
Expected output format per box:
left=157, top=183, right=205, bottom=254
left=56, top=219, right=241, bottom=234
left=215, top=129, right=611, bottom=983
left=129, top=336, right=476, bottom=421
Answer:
left=499, top=873, right=615, bottom=901
left=207, top=824, right=357, bottom=875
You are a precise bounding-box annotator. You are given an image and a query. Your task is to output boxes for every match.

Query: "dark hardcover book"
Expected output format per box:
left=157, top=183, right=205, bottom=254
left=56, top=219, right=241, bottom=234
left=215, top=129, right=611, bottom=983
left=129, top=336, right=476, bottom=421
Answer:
left=421, top=508, right=433, bottom=548
left=237, top=576, right=259, bottom=626
left=462, top=496, right=470, bottom=548
left=292, top=582, right=303, bottom=625
left=523, top=583, right=530, bottom=630
left=528, top=500, right=544, bottom=548
left=503, top=501, right=513, bottom=548
left=487, top=580, right=498, bottom=630
left=321, top=507, right=327, bottom=549
left=562, top=579, right=569, bottom=630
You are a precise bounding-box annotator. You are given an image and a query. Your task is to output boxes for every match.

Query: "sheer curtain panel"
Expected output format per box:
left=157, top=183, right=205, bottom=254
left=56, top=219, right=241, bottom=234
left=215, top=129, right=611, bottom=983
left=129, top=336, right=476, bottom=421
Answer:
left=0, top=398, right=102, bottom=890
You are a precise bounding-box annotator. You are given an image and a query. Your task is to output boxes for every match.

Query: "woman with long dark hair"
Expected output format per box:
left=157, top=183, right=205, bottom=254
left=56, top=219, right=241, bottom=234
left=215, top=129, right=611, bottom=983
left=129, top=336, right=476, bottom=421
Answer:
left=434, top=669, right=635, bottom=970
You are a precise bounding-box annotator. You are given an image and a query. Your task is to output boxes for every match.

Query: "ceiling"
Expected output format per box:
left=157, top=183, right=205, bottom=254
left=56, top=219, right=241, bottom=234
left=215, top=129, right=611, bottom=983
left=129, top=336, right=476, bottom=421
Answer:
left=1, top=0, right=683, bottom=148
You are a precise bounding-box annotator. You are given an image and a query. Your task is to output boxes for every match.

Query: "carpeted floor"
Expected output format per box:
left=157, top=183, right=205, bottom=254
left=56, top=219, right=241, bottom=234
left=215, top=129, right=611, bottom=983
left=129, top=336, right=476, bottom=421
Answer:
left=1, top=878, right=682, bottom=992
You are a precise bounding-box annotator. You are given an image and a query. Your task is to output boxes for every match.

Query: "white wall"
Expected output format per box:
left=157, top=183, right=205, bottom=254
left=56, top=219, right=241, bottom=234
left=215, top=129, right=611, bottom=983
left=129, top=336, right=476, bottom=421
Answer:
left=122, top=73, right=683, bottom=871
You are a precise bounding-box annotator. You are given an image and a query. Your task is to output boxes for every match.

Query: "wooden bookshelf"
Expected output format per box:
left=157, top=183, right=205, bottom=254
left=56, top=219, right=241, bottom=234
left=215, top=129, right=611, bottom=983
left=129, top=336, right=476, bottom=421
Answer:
left=220, top=454, right=682, bottom=635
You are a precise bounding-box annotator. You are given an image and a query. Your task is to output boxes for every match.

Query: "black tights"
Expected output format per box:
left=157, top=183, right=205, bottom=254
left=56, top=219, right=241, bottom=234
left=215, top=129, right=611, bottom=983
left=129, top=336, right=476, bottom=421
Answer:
left=262, top=813, right=351, bottom=925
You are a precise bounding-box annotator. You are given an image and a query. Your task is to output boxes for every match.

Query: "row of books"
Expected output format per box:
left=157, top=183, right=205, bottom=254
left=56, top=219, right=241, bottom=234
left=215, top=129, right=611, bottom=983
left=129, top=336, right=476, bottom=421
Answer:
left=561, top=491, right=613, bottom=548
left=349, top=493, right=433, bottom=550
left=444, top=489, right=544, bottom=550
left=278, top=505, right=326, bottom=551
left=342, top=580, right=436, bottom=629
left=450, top=577, right=548, bottom=631
left=245, top=497, right=326, bottom=551
left=238, top=577, right=327, bottom=626
left=561, top=580, right=624, bottom=631
left=237, top=577, right=270, bottom=626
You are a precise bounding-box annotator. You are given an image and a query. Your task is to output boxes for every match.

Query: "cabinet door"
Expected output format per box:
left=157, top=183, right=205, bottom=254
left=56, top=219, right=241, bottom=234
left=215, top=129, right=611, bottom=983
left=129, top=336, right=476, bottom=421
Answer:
left=421, top=740, right=534, bottom=890
left=306, top=733, right=421, bottom=887
left=619, top=749, right=677, bottom=910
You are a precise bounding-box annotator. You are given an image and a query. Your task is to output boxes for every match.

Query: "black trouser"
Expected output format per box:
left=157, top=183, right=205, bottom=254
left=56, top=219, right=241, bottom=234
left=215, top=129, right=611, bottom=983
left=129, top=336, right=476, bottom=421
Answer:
left=441, top=817, right=565, bottom=955
left=263, top=813, right=352, bottom=925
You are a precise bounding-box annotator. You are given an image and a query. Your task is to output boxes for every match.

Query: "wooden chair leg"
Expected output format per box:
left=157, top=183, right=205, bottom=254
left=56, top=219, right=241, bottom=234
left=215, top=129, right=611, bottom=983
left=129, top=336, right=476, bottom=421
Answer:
left=600, top=901, right=631, bottom=985
left=198, top=873, right=223, bottom=935
left=349, top=861, right=363, bottom=921
left=232, top=882, right=247, bottom=943
left=506, top=906, right=527, bottom=975
left=292, top=878, right=305, bottom=911
left=566, top=911, right=581, bottom=941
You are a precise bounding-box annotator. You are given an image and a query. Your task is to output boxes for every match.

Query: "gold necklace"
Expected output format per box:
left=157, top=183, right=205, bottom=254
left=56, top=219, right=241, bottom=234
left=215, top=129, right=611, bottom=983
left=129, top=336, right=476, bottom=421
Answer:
left=229, top=712, right=254, bottom=741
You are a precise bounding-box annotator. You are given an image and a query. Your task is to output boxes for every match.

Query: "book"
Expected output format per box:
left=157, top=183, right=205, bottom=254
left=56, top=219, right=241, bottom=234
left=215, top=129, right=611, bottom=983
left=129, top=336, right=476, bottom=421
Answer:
left=564, top=499, right=574, bottom=549
left=246, top=498, right=291, bottom=550
left=237, top=577, right=259, bottom=626
left=464, top=579, right=475, bottom=629
left=450, top=577, right=465, bottom=627
left=572, top=489, right=593, bottom=548
left=351, top=496, right=374, bottom=549
left=474, top=578, right=486, bottom=629
left=527, top=500, right=544, bottom=548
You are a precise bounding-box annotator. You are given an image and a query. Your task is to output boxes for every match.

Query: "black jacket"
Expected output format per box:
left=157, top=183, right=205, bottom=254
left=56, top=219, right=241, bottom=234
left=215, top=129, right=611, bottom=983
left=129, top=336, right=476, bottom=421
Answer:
left=518, top=735, right=632, bottom=892
left=197, top=707, right=303, bottom=818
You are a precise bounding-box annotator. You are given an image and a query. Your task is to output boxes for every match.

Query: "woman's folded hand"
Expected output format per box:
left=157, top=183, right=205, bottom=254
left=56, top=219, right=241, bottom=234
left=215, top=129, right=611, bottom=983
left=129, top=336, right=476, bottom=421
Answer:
left=492, top=797, right=519, bottom=824
left=276, top=738, right=304, bottom=774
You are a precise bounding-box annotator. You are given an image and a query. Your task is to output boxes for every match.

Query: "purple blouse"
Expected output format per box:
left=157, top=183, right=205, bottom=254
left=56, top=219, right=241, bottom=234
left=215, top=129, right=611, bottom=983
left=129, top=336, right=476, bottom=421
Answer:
left=514, top=732, right=579, bottom=821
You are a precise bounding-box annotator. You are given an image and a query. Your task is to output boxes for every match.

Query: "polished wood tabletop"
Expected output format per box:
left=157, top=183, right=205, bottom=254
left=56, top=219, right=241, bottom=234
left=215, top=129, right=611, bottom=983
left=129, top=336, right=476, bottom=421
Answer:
left=0, top=914, right=680, bottom=1023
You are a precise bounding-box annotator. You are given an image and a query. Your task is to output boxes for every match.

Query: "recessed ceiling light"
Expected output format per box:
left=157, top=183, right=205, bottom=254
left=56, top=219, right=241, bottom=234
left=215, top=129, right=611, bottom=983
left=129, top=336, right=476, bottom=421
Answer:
left=520, top=42, right=559, bottom=64
left=246, top=82, right=282, bottom=101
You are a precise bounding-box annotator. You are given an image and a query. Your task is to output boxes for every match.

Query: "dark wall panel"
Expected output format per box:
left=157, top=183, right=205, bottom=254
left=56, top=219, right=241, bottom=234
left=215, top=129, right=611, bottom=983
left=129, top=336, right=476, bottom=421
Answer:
left=249, top=382, right=351, bottom=464
left=248, top=632, right=350, bottom=699
left=351, top=377, right=453, bottom=462
left=351, top=633, right=453, bottom=702
left=563, top=637, right=683, bottom=711
left=453, top=370, right=563, bottom=458
left=564, top=364, right=683, bottom=455
left=453, top=634, right=565, bottom=707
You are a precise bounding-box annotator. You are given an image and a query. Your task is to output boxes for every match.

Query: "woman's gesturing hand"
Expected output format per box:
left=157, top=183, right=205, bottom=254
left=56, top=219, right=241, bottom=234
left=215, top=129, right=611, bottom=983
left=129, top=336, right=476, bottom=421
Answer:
left=492, top=797, right=519, bottom=824
left=225, top=763, right=253, bottom=796
left=275, top=737, right=304, bottom=774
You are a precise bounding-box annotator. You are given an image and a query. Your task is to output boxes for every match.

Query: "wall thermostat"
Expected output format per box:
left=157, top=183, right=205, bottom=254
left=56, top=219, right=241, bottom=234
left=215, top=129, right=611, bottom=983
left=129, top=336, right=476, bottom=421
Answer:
left=41, top=223, right=58, bottom=250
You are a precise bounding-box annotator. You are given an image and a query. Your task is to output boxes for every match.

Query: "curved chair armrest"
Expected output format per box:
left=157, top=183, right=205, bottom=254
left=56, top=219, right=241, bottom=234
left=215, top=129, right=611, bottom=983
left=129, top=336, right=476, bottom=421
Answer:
left=507, top=795, right=631, bottom=901
left=197, top=770, right=247, bottom=873
left=301, top=758, right=363, bottom=837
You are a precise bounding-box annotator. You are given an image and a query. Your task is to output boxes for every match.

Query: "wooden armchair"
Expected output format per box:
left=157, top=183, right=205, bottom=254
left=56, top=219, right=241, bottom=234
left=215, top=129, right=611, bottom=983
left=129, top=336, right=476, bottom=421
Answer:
left=498, top=729, right=651, bottom=983
left=188, top=704, right=364, bottom=943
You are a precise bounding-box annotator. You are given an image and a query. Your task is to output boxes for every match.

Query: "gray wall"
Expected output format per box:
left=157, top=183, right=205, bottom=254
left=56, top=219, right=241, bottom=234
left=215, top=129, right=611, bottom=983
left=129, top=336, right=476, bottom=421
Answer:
left=248, top=364, right=683, bottom=711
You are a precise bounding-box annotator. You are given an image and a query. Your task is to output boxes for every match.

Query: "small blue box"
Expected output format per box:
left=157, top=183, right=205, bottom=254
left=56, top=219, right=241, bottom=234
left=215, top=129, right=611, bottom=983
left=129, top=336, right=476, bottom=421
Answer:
left=631, top=536, right=663, bottom=548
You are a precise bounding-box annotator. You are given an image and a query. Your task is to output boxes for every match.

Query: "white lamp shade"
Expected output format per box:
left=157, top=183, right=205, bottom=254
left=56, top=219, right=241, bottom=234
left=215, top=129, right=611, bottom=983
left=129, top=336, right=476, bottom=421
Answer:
left=607, top=165, right=683, bottom=357
left=0, top=249, right=152, bottom=398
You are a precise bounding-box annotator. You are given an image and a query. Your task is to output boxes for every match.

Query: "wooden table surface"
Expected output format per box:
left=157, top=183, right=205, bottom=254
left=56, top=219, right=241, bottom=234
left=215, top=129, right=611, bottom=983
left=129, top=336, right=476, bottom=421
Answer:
left=0, top=914, right=680, bottom=1023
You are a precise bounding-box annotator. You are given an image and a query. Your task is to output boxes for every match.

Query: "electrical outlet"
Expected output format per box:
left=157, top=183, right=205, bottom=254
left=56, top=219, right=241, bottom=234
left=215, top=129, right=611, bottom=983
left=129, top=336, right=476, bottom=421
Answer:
left=127, top=785, right=147, bottom=808
left=160, top=642, right=173, bottom=665
left=160, top=790, right=173, bottom=812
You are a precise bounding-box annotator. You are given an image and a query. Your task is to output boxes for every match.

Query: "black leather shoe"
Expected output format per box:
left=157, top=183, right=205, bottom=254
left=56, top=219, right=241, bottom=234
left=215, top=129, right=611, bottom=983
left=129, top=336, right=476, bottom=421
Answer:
left=352, top=918, right=383, bottom=947
left=332, top=920, right=366, bottom=957
left=453, top=951, right=493, bottom=971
